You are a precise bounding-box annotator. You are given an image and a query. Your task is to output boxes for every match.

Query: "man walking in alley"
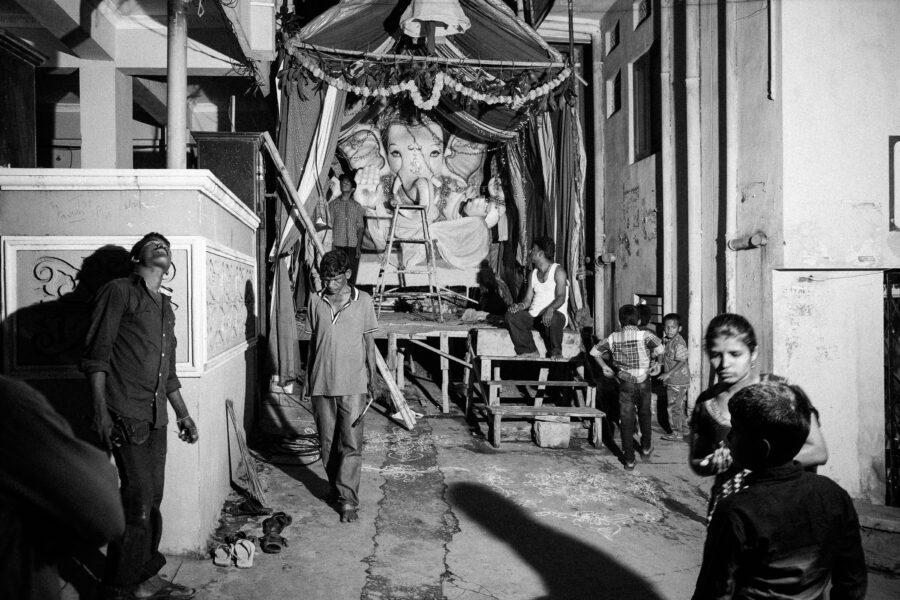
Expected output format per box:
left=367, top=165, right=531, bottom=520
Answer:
left=304, top=249, right=379, bottom=523
left=82, top=232, right=198, bottom=600
left=505, top=236, right=569, bottom=358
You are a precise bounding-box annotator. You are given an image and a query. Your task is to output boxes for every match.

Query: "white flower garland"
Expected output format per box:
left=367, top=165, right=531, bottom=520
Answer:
left=297, top=54, right=571, bottom=111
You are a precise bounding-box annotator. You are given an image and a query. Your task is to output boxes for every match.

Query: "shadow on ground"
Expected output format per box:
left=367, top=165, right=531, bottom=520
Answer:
left=448, top=481, right=665, bottom=600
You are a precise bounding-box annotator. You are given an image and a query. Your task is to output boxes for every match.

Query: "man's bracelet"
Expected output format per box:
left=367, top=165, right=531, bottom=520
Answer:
left=177, top=415, right=192, bottom=423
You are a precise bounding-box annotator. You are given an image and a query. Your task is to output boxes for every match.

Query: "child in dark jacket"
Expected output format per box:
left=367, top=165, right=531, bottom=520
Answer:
left=692, top=381, right=866, bottom=599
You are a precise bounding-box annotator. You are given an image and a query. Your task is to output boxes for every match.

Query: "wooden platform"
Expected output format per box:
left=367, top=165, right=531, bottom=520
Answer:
left=464, top=329, right=605, bottom=448
left=355, top=251, right=479, bottom=288
left=299, top=310, right=503, bottom=413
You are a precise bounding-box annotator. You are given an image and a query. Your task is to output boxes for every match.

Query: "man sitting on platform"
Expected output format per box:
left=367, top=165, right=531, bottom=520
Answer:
left=505, top=236, right=569, bottom=358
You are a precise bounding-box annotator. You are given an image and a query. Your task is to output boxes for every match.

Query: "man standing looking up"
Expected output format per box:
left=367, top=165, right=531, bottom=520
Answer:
left=82, top=232, right=198, bottom=600
left=330, top=174, right=367, bottom=285
left=304, top=250, right=379, bottom=523
left=505, top=236, right=569, bottom=358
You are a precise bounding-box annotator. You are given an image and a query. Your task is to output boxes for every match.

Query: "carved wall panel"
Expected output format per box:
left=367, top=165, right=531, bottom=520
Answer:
left=205, top=249, right=256, bottom=360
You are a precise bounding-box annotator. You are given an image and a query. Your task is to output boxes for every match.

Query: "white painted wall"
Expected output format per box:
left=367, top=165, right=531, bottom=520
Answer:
left=781, top=0, right=900, bottom=270
left=771, top=270, right=884, bottom=502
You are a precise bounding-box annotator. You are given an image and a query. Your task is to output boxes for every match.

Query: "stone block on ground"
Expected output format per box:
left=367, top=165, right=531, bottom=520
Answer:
left=533, top=415, right=571, bottom=448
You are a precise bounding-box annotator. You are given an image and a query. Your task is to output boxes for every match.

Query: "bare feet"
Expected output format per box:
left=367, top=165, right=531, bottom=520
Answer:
left=340, top=506, right=359, bottom=523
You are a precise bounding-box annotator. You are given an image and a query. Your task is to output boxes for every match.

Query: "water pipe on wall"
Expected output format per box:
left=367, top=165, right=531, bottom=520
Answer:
left=685, top=0, right=702, bottom=408
left=592, top=30, right=608, bottom=335
left=724, top=0, right=739, bottom=314
left=727, top=232, right=768, bottom=251
left=660, top=0, right=677, bottom=317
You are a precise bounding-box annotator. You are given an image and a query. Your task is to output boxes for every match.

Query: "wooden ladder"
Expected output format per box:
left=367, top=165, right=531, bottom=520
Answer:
left=374, top=203, right=445, bottom=322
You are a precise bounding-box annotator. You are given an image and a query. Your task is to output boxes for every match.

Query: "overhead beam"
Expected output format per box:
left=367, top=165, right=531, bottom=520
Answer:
left=133, top=77, right=168, bottom=126
left=15, top=0, right=116, bottom=60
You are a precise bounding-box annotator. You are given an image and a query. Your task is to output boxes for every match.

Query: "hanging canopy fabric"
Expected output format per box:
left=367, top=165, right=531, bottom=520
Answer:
left=281, top=0, right=574, bottom=139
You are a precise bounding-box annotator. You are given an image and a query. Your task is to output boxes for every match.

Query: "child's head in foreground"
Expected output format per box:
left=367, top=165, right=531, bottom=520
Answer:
left=618, top=304, right=639, bottom=327
left=728, top=381, right=811, bottom=470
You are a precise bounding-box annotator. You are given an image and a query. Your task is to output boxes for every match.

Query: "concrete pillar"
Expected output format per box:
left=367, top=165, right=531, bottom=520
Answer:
left=79, top=61, right=132, bottom=168
left=167, top=0, right=190, bottom=169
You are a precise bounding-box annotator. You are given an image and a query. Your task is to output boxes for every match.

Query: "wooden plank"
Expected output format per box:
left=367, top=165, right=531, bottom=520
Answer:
left=484, top=404, right=605, bottom=417
left=374, top=350, right=416, bottom=430
left=534, top=366, right=549, bottom=407
left=440, top=332, right=449, bottom=413
left=396, top=346, right=405, bottom=389
left=406, top=338, right=472, bottom=368
left=259, top=132, right=325, bottom=258
left=485, top=380, right=592, bottom=387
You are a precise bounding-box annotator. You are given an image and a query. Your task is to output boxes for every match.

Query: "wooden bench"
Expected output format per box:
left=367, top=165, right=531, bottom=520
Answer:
left=465, top=329, right=604, bottom=448
left=479, top=405, right=605, bottom=448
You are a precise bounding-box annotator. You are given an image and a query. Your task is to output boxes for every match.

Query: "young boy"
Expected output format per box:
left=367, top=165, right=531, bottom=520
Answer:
left=304, top=250, right=379, bottom=523
left=693, top=381, right=867, bottom=599
left=658, top=313, right=690, bottom=441
left=590, top=304, right=664, bottom=470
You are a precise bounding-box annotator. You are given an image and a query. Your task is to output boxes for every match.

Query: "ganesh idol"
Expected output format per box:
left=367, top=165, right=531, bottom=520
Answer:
left=336, top=105, right=506, bottom=270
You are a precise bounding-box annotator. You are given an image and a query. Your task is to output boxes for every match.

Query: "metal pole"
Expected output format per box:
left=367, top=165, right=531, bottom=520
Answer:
left=591, top=31, right=607, bottom=335
left=166, top=0, right=189, bottom=169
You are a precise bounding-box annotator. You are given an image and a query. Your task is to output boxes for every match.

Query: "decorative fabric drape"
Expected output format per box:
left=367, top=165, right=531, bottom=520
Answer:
left=555, top=103, right=587, bottom=315
left=267, top=79, right=346, bottom=383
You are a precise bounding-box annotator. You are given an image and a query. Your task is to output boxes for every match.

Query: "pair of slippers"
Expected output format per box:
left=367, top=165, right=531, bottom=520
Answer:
left=213, top=534, right=255, bottom=568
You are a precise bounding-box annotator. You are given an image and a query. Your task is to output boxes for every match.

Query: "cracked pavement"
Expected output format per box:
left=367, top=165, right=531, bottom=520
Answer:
left=157, top=383, right=900, bottom=600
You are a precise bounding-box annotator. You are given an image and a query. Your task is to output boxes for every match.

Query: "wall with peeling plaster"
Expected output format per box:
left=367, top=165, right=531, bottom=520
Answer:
left=781, top=1, right=900, bottom=269
left=772, top=271, right=885, bottom=502
left=601, top=0, right=659, bottom=330
left=699, top=0, right=897, bottom=501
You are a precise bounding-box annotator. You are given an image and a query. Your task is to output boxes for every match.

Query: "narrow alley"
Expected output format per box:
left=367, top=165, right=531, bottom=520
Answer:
left=152, top=380, right=900, bottom=600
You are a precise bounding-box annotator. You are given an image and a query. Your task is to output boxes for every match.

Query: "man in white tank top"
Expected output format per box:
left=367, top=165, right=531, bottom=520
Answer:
left=505, top=236, right=569, bottom=357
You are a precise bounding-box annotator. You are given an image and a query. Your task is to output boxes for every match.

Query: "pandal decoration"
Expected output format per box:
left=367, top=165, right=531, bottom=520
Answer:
left=293, top=52, right=572, bottom=112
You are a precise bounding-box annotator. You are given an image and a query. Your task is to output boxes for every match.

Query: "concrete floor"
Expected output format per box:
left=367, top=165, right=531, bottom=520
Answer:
left=154, top=377, right=899, bottom=600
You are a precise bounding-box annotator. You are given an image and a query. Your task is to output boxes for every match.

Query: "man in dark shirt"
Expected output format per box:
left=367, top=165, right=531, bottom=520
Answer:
left=693, top=381, right=867, bottom=600
left=82, top=232, right=198, bottom=600
left=0, top=376, right=124, bottom=600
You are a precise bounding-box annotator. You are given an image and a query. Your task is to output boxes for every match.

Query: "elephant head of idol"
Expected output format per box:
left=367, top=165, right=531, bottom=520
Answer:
left=380, top=112, right=445, bottom=207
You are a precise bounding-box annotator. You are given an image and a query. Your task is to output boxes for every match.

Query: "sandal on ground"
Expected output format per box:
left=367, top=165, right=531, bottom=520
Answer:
left=233, top=538, right=255, bottom=568
left=260, top=511, right=292, bottom=553
left=261, top=511, right=292, bottom=536
left=260, top=533, right=288, bottom=554
left=213, top=543, right=233, bottom=567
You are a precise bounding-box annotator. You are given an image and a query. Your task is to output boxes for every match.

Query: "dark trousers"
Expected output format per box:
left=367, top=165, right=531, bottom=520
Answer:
left=106, top=425, right=167, bottom=587
left=334, top=246, right=360, bottom=285
left=505, top=309, right=565, bottom=356
left=312, top=394, right=366, bottom=508
left=619, top=378, right=652, bottom=463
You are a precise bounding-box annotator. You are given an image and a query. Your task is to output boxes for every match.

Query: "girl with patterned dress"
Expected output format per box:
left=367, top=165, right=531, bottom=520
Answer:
left=689, top=314, right=829, bottom=522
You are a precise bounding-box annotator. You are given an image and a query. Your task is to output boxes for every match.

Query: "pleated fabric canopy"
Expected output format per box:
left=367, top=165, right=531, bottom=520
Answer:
left=280, top=0, right=573, bottom=141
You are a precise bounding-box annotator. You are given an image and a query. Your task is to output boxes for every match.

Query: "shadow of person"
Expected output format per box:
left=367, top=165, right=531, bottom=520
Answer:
left=1, top=245, right=130, bottom=600
left=448, top=482, right=664, bottom=600
left=3, top=245, right=131, bottom=441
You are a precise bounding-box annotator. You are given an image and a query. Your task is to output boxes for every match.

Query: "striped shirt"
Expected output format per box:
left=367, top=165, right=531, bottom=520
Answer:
left=663, top=333, right=690, bottom=386
left=329, top=196, right=366, bottom=248
left=592, top=325, right=664, bottom=383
